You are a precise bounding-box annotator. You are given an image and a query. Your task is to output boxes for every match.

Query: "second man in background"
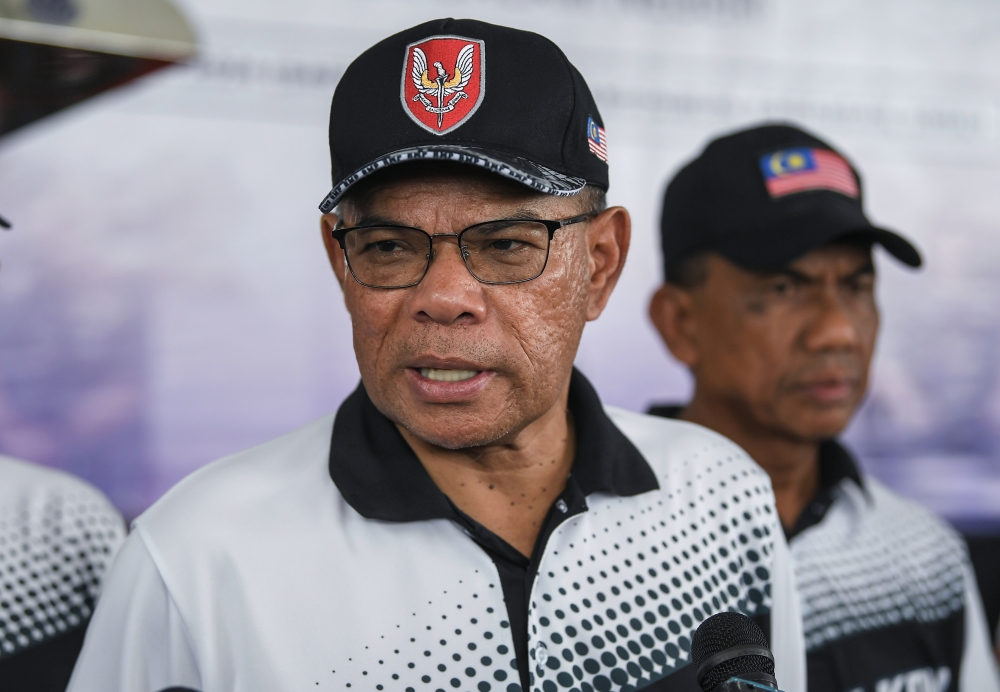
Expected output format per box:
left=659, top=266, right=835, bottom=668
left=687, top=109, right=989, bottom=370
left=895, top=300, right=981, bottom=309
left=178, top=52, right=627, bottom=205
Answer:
left=647, top=123, right=1000, bottom=692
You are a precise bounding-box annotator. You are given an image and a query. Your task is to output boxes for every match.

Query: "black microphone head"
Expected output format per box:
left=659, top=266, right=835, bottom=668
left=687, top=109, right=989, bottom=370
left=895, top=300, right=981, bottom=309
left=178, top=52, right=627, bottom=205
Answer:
left=691, top=612, right=775, bottom=692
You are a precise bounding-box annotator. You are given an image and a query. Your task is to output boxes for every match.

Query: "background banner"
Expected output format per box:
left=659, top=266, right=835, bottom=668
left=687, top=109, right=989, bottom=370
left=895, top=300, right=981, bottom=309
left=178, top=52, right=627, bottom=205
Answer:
left=1, top=0, right=998, bottom=529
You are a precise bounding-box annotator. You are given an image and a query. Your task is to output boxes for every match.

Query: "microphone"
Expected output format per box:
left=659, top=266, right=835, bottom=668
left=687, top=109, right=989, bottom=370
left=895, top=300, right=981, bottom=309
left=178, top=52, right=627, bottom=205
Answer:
left=690, top=612, right=781, bottom=692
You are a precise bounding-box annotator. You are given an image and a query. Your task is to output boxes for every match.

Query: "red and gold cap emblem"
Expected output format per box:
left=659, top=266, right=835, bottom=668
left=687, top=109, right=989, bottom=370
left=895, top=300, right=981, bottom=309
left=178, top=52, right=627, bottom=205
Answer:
left=401, top=35, right=485, bottom=135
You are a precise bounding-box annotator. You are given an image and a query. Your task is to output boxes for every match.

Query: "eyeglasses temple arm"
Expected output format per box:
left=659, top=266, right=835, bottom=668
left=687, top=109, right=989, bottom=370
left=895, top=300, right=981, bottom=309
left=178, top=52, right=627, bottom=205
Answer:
left=554, top=211, right=599, bottom=229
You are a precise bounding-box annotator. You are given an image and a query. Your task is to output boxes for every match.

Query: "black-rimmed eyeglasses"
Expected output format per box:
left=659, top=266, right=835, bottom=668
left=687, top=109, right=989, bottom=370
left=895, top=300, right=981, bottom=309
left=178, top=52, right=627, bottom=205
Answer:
left=331, top=213, right=597, bottom=289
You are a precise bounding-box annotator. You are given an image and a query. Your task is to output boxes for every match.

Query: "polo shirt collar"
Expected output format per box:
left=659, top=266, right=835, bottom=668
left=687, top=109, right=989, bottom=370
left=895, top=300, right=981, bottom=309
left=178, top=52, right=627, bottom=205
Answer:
left=328, top=367, right=659, bottom=522
left=818, top=438, right=864, bottom=491
left=786, top=439, right=866, bottom=540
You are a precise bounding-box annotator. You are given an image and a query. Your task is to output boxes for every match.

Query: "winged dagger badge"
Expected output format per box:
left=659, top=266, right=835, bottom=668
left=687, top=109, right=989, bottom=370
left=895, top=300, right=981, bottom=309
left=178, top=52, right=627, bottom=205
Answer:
left=401, top=36, right=485, bottom=135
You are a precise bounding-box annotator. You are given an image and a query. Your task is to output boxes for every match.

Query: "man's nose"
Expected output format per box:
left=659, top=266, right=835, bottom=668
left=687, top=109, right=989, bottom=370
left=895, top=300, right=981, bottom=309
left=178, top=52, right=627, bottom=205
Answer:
left=802, top=289, right=862, bottom=353
left=407, top=236, right=487, bottom=325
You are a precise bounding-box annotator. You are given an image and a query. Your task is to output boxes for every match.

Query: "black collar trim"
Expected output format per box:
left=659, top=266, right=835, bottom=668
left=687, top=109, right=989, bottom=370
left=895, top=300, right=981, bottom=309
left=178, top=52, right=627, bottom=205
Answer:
left=328, top=368, right=659, bottom=522
left=786, top=439, right=865, bottom=540
left=818, top=439, right=864, bottom=491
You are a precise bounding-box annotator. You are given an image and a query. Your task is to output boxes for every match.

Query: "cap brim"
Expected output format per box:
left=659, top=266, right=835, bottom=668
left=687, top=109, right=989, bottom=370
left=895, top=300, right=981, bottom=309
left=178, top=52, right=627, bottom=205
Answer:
left=318, top=145, right=587, bottom=213
left=717, top=222, right=922, bottom=272
left=846, top=227, right=922, bottom=268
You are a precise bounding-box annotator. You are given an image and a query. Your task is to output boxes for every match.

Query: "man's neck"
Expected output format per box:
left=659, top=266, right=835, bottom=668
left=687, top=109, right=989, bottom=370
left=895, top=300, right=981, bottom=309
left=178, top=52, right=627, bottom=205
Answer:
left=398, top=388, right=575, bottom=558
left=681, top=397, right=820, bottom=531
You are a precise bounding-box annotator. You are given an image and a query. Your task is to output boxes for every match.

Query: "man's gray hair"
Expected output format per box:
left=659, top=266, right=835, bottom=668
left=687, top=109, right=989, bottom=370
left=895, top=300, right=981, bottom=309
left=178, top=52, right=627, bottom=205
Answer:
left=578, top=185, right=607, bottom=215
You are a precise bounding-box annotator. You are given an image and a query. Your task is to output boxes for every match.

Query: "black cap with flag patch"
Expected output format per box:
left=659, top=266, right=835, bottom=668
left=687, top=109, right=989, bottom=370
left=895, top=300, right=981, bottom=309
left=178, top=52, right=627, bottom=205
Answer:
left=659, top=123, right=922, bottom=277
left=318, top=18, right=609, bottom=213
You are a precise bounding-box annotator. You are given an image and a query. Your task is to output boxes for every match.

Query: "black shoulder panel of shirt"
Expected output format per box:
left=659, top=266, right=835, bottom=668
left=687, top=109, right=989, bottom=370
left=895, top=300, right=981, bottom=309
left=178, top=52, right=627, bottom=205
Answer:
left=331, top=368, right=660, bottom=522
left=807, top=612, right=964, bottom=692
left=0, top=622, right=87, bottom=692
left=646, top=402, right=864, bottom=541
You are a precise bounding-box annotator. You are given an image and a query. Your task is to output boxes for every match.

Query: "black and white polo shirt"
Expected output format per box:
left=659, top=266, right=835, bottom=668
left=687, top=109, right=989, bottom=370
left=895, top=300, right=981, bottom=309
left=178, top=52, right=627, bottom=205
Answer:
left=788, top=441, right=999, bottom=692
left=69, top=371, right=805, bottom=692
left=0, top=454, right=125, bottom=692
left=649, top=405, right=999, bottom=692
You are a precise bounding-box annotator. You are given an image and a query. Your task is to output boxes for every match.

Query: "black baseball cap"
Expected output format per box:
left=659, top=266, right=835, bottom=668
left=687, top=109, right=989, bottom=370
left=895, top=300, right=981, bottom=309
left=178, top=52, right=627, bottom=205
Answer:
left=318, top=18, right=610, bottom=213
left=659, top=123, right=921, bottom=277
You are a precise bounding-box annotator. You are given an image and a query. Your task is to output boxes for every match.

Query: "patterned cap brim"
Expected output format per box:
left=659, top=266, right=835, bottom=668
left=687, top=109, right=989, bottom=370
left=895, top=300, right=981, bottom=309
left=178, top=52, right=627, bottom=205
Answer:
left=318, top=145, right=587, bottom=213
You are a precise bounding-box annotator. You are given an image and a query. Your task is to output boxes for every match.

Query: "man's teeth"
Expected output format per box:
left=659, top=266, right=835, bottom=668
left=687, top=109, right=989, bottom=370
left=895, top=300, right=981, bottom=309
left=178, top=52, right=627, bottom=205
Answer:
left=420, top=368, right=479, bottom=382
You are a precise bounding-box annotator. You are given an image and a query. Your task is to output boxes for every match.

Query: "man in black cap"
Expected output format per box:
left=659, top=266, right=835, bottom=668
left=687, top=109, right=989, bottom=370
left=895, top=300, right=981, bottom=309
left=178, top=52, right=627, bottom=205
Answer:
left=648, top=123, right=1000, bottom=692
left=69, top=21, right=806, bottom=692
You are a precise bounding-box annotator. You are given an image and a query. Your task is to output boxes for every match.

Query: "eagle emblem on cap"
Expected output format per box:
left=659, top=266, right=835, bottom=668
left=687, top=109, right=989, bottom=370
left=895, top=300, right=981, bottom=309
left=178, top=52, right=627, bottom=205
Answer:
left=401, top=36, right=485, bottom=135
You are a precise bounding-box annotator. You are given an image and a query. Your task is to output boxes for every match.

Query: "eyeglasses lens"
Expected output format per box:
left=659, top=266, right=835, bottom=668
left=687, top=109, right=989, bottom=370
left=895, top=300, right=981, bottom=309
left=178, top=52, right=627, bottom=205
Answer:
left=344, top=221, right=551, bottom=287
left=343, top=227, right=432, bottom=288
left=461, top=221, right=550, bottom=283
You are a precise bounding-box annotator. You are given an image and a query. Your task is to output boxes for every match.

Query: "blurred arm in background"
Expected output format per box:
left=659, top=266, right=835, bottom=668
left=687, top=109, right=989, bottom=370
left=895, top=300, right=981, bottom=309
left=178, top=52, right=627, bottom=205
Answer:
left=0, top=454, right=125, bottom=691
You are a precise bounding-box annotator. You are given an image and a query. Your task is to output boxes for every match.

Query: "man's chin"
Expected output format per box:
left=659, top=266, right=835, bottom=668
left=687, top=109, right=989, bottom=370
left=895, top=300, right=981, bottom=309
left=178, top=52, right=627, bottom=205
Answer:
left=784, top=410, right=855, bottom=441
left=398, top=418, right=513, bottom=451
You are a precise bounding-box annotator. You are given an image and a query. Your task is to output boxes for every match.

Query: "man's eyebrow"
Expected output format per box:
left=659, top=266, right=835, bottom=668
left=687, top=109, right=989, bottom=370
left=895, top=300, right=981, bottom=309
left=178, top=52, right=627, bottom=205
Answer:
left=502, top=208, right=544, bottom=221
left=765, top=267, right=814, bottom=283
left=763, top=260, right=876, bottom=283
left=349, top=213, right=407, bottom=227
left=844, top=260, right=876, bottom=279
left=778, top=267, right=816, bottom=284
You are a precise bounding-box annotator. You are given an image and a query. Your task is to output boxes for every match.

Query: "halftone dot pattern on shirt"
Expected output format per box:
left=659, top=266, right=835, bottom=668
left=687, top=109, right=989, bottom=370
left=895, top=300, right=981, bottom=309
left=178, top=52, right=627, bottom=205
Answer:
left=791, top=480, right=967, bottom=651
left=0, top=490, right=121, bottom=657
left=323, top=566, right=523, bottom=692
left=527, top=443, right=777, bottom=692
left=318, top=439, right=779, bottom=692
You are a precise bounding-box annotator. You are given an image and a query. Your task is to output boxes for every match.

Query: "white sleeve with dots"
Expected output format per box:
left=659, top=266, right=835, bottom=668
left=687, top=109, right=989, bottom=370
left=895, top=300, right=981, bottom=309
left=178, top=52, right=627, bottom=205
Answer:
left=0, top=454, right=126, bottom=660
left=67, top=529, right=201, bottom=692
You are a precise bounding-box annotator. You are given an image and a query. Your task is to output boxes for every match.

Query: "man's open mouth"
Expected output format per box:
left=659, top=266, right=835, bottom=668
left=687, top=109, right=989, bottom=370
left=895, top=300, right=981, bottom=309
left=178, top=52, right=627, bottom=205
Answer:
left=419, top=367, right=480, bottom=382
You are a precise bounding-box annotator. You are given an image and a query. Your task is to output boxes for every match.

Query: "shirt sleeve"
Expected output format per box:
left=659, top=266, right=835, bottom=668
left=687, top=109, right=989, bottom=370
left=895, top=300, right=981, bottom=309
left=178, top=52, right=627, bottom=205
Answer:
left=770, top=527, right=806, bottom=692
left=67, top=528, right=202, bottom=692
left=959, top=562, right=1000, bottom=692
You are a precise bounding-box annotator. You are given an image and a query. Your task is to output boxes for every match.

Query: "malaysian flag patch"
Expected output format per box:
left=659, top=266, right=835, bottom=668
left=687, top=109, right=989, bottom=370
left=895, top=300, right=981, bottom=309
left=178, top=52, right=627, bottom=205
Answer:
left=760, top=147, right=858, bottom=199
left=587, top=117, right=608, bottom=163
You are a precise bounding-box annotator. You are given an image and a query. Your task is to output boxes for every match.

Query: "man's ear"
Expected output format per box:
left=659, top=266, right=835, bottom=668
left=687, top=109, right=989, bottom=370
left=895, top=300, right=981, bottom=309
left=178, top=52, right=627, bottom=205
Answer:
left=320, top=213, right=347, bottom=289
left=648, top=283, right=700, bottom=368
left=584, top=206, right=631, bottom=321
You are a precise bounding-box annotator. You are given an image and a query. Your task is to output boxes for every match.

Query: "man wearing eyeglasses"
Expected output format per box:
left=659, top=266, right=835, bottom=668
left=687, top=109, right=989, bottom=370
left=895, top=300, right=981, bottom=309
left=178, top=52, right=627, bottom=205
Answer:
left=68, top=20, right=804, bottom=692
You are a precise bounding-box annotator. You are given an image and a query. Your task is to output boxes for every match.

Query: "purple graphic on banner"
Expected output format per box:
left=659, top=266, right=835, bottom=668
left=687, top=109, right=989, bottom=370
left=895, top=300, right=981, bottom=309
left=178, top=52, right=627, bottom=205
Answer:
left=0, top=276, right=152, bottom=517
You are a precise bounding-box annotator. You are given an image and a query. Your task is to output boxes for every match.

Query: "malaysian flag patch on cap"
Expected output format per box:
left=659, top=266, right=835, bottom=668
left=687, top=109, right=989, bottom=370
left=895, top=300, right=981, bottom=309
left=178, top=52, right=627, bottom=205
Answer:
left=760, top=147, right=858, bottom=199
left=587, top=117, right=608, bottom=163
